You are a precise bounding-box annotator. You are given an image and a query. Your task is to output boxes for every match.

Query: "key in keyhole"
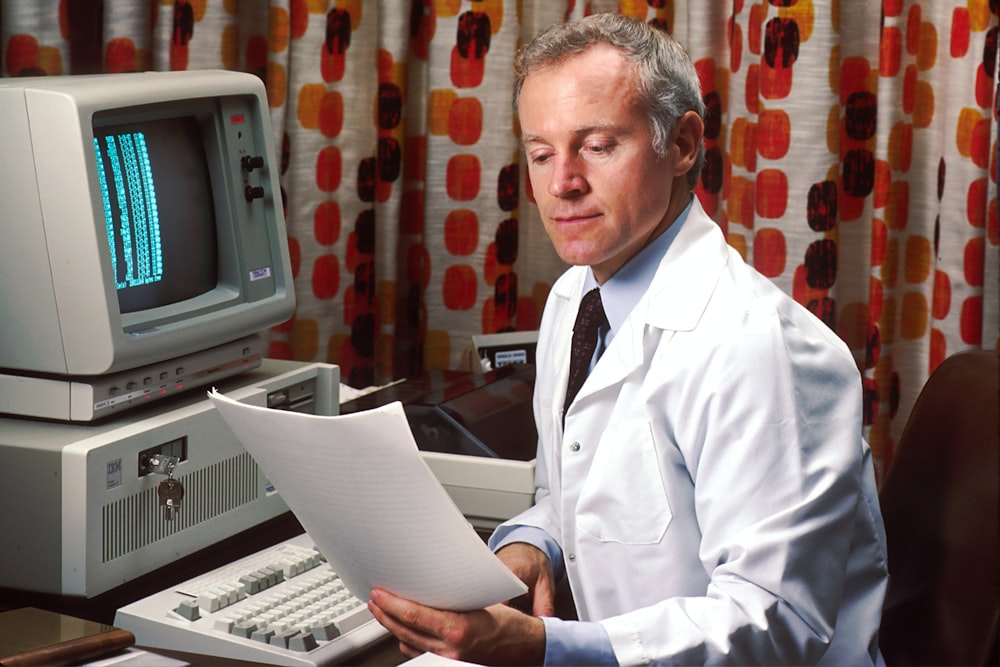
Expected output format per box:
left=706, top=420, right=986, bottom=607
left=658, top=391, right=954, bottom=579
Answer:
left=157, top=477, right=185, bottom=521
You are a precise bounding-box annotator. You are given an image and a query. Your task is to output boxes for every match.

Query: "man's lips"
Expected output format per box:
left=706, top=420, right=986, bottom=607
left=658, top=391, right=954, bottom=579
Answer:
left=552, top=212, right=602, bottom=223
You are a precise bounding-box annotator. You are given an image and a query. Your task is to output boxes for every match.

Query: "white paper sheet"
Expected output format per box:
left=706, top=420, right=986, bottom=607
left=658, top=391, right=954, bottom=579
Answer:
left=208, top=390, right=527, bottom=612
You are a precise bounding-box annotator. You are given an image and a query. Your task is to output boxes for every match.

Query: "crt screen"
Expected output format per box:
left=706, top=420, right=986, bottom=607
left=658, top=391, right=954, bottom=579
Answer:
left=93, top=115, right=218, bottom=314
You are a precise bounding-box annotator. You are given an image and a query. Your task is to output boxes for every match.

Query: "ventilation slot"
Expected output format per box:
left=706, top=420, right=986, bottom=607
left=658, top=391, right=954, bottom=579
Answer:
left=102, top=452, right=260, bottom=562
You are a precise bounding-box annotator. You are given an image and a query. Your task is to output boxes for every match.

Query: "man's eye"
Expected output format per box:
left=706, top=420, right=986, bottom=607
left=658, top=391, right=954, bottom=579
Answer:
left=586, top=143, right=611, bottom=155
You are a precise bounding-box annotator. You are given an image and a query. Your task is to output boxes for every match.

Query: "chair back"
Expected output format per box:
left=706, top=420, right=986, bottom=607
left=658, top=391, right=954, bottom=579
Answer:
left=878, top=349, right=999, bottom=665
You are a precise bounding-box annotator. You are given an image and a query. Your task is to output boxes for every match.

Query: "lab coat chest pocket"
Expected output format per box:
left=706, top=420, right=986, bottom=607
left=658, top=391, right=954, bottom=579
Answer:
left=576, top=421, right=671, bottom=544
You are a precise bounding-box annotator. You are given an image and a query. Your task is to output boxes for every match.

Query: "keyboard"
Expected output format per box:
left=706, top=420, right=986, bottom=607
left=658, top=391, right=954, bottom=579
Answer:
left=114, top=533, right=391, bottom=666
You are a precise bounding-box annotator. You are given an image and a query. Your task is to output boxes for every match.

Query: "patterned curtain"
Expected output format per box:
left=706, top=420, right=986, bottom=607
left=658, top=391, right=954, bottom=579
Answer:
left=2, top=0, right=997, bottom=480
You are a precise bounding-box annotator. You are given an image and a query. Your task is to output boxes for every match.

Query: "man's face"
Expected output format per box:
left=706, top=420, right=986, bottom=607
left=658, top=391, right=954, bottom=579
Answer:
left=519, top=44, right=680, bottom=284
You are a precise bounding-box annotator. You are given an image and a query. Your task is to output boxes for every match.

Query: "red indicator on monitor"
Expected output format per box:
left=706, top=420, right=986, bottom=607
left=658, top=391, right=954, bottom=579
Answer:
left=230, top=114, right=245, bottom=124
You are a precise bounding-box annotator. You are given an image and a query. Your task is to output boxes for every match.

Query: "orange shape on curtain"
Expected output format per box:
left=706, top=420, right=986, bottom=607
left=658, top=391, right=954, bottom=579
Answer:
left=730, top=118, right=757, bottom=171
left=321, top=49, right=347, bottom=82
left=752, top=228, right=787, bottom=278
left=477, top=0, right=506, bottom=33
left=873, top=160, right=892, bottom=209
left=435, top=0, right=463, bottom=19
left=747, top=3, right=765, bottom=56
left=871, top=218, right=888, bottom=267
left=726, top=176, right=754, bottom=228
left=754, top=169, right=788, bottom=219
left=296, top=83, right=324, bottom=128
left=319, top=91, right=345, bottom=137
left=316, top=146, right=343, bottom=192
left=268, top=338, right=293, bottom=361
left=450, top=46, right=485, bottom=88
left=266, top=63, right=287, bottom=108
left=912, top=80, right=935, bottom=128
left=929, top=328, right=947, bottom=372
left=915, top=23, right=938, bottom=71
left=220, top=25, right=239, bottom=70
left=759, top=60, right=793, bottom=100
left=729, top=21, right=743, bottom=73
left=869, top=276, right=885, bottom=325
left=903, top=236, right=931, bottom=284
left=314, top=200, right=342, bottom=246
left=428, top=89, right=458, bottom=135
left=104, top=38, right=137, bottom=73
left=443, top=265, right=478, bottom=310
left=960, top=297, right=984, bottom=344
left=445, top=209, right=479, bottom=256
left=885, top=180, right=909, bottom=229
left=904, top=5, right=923, bottom=55
left=744, top=64, right=760, bottom=114
left=964, top=237, right=986, bottom=286
left=838, top=57, right=873, bottom=105
left=900, top=292, right=929, bottom=339
left=5, top=34, right=39, bottom=75
left=966, top=177, right=989, bottom=227
left=880, top=26, right=902, bottom=77
left=446, top=154, right=481, bottom=201
left=311, top=254, right=341, bottom=300
left=290, top=0, right=310, bottom=39
left=950, top=8, right=971, bottom=58
left=975, top=63, right=993, bottom=109
left=757, top=109, right=790, bottom=160
left=932, top=269, right=952, bottom=320
left=448, top=97, right=484, bottom=146
left=887, top=122, right=913, bottom=173
left=290, top=317, right=320, bottom=361
left=970, top=117, right=992, bottom=169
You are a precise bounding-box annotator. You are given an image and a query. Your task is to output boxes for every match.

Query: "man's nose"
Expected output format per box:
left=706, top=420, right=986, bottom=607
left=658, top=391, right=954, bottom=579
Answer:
left=548, top=154, right=589, bottom=198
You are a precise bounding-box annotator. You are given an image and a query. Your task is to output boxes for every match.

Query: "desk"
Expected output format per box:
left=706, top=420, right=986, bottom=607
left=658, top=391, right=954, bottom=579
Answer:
left=0, top=608, right=404, bottom=666
left=0, top=513, right=405, bottom=666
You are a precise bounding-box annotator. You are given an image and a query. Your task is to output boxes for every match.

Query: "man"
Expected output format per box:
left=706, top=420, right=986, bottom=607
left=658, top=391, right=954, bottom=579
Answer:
left=369, top=13, right=888, bottom=666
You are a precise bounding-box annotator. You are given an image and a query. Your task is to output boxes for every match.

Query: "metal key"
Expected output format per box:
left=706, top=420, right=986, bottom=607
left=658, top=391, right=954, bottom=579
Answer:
left=157, top=477, right=184, bottom=521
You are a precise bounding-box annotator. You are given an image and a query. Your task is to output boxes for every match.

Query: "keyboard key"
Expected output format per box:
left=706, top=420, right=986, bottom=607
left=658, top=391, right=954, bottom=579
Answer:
left=289, top=631, right=319, bottom=652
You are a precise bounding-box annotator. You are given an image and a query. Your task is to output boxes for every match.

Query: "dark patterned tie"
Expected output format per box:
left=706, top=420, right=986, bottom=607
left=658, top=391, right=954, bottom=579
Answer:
left=564, top=287, right=607, bottom=419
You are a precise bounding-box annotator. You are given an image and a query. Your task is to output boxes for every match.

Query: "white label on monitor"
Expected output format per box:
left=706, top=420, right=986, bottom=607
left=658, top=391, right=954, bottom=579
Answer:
left=249, top=266, right=272, bottom=282
left=495, top=349, right=528, bottom=366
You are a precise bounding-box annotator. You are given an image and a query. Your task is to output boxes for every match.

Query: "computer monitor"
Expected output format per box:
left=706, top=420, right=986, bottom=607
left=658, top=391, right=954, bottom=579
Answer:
left=0, top=70, right=294, bottom=421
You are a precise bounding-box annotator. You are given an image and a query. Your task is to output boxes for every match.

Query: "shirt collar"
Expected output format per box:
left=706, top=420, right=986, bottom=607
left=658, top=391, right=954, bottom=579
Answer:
left=583, top=197, right=693, bottom=341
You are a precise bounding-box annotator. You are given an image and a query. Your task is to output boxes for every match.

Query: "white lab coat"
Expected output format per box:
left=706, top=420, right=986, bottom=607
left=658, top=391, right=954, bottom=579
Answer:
left=493, top=200, right=888, bottom=665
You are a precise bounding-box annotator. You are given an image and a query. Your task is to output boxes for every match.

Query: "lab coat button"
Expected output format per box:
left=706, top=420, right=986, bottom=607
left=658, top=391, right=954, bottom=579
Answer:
left=567, top=553, right=576, bottom=562
left=569, top=442, right=581, bottom=452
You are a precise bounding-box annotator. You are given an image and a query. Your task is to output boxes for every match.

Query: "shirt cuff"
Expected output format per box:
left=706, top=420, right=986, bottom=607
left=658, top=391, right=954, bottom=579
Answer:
left=489, top=525, right=564, bottom=580
left=542, top=616, right=618, bottom=666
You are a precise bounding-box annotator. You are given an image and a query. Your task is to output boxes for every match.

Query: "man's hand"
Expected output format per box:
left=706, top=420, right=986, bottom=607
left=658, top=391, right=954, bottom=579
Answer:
left=495, top=542, right=557, bottom=617
left=368, top=588, right=546, bottom=666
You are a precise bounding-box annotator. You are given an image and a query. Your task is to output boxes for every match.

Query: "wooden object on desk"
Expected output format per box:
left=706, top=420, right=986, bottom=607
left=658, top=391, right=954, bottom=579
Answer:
left=0, top=607, right=134, bottom=666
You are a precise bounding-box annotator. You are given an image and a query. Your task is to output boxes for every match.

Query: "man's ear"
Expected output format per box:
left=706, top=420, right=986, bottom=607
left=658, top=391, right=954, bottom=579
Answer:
left=672, top=111, right=704, bottom=176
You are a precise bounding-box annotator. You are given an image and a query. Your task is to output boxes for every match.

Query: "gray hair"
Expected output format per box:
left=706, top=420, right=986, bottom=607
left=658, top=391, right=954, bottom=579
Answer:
left=513, top=13, right=706, bottom=189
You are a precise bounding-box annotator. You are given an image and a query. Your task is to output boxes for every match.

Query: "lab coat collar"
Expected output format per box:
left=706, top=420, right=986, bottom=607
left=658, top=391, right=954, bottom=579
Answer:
left=552, top=197, right=730, bottom=335
left=552, top=198, right=731, bottom=413
left=640, top=197, right=730, bottom=332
